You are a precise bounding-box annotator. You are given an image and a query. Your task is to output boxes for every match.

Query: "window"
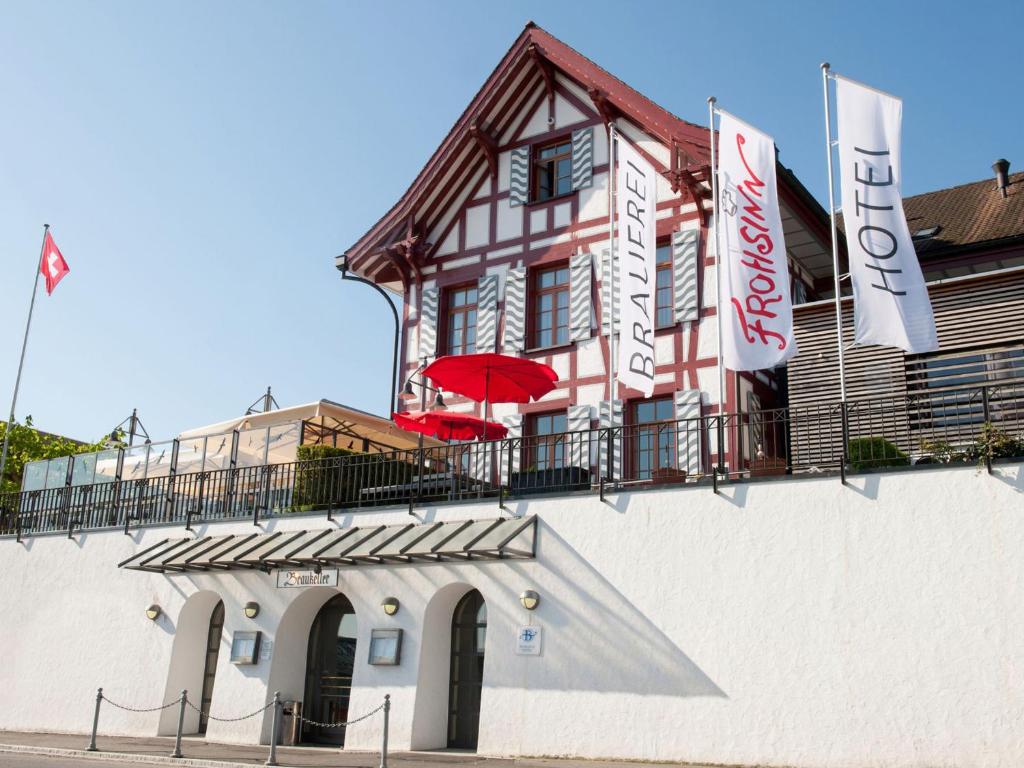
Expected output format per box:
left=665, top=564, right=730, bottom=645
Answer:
left=532, top=265, right=570, bottom=348
left=528, top=412, right=568, bottom=470
left=633, top=398, right=676, bottom=480
left=446, top=285, right=478, bottom=355
left=655, top=244, right=673, bottom=328
left=532, top=139, right=572, bottom=202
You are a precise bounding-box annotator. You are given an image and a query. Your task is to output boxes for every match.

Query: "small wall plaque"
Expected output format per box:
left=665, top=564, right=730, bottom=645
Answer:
left=230, top=631, right=262, bottom=665
left=368, top=629, right=403, bottom=666
left=515, top=626, right=542, bottom=656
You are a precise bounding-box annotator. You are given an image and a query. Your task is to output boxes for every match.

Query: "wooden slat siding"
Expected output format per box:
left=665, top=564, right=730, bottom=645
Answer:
left=571, top=127, right=594, bottom=190
left=503, top=267, right=527, bottom=352
left=598, top=400, right=623, bottom=480
left=476, top=275, right=499, bottom=352
left=567, top=404, right=591, bottom=469
left=674, top=390, right=702, bottom=476
left=672, top=228, right=700, bottom=323
left=600, top=247, right=620, bottom=336
left=569, top=252, right=592, bottom=341
left=502, top=414, right=523, bottom=473
left=509, top=146, right=529, bottom=206
left=419, top=287, right=440, bottom=358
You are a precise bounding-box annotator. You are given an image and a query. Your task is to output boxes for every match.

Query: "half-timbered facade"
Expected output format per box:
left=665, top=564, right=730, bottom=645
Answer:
left=343, top=23, right=833, bottom=476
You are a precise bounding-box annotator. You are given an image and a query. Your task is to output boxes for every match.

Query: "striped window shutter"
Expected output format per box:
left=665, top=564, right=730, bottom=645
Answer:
left=571, top=127, right=594, bottom=191
left=569, top=252, right=593, bottom=342
left=509, top=146, right=529, bottom=206
left=598, top=400, right=623, bottom=481
left=599, top=247, right=619, bottom=336
left=502, top=413, right=523, bottom=473
left=503, top=267, right=527, bottom=352
left=476, top=275, right=499, bottom=352
left=672, top=229, right=700, bottom=323
left=674, top=390, right=702, bottom=477
left=419, top=287, right=439, bottom=358
left=566, top=404, right=591, bottom=469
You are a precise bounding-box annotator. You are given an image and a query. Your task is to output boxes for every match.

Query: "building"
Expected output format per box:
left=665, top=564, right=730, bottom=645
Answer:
left=2, top=25, right=1023, bottom=768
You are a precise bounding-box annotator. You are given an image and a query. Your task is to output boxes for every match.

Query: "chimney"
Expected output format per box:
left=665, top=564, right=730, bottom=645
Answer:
left=993, top=158, right=1010, bottom=198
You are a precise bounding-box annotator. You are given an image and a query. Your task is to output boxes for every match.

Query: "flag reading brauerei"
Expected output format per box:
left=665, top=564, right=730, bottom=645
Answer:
left=716, top=110, right=796, bottom=371
left=616, top=136, right=657, bottom=397
left=836, top=75, right=938, bottom=353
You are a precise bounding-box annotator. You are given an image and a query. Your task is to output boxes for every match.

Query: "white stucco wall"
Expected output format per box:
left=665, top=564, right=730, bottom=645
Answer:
left=2, top=462, right=1022, bottom=768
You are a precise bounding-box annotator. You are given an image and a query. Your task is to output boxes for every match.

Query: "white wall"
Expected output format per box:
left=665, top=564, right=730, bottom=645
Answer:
left=1, top=462, right=1023, bottom=768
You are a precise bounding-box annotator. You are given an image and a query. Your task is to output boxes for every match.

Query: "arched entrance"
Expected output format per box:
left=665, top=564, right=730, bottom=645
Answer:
left=303, top=594, right=358, bottom=745
left=159, top=590, right=223, bottom=737
left=198, top=600, right=225, bottom=735
left=448, top=589, right=486, bottom=750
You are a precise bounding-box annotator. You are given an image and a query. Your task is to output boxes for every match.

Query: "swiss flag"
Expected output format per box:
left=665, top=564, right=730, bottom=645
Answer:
left=39, top=231, right=69, bottom=295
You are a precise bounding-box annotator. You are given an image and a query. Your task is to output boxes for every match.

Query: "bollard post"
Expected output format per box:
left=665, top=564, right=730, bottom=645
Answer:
left=171, top=690, right=187, bottom=758
left=379, top=694, right=390, bottom=768
left=86, top=687, right=103, bottom=751
left=265, top=691, right=281, bottom=767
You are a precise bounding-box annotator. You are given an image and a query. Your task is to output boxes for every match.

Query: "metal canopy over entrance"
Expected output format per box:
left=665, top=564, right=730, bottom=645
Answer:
left=118, top=516, right=537, bottom=574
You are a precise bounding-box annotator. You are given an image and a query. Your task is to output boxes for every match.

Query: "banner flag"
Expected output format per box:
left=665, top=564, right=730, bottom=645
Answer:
left=615, top=137, right=658, bottom=397
left=836, top=75, right=938, bottom=353
left=716, top=110, right=797, bottom=371
left=39, top=231, right=69, bottom=295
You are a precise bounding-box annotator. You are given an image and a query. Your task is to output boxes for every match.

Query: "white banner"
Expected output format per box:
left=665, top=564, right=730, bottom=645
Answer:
left=616, top=137, right=658, bottom=397
left=836, top=75, right=938, bottom=353
left=716, top=110, right=797, bottom=371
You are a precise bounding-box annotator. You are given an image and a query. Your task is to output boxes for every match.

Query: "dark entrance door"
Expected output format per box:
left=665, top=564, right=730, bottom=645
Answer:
left=198, top=600, right=225, bottom=735
left=303, top=594, right=358, bottom=745
left=448, top=589, right=487, bottom=750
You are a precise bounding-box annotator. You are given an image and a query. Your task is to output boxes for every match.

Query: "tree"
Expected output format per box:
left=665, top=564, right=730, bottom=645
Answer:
left=0, top=417, right=109, bottom=494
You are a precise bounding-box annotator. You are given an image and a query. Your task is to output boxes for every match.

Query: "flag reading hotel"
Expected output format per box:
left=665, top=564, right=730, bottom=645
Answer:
left=616, top=137, right=658, bottom=397
left=836, top=75, right=938, bottom=353
left=716, top=110, right=796, bottom=371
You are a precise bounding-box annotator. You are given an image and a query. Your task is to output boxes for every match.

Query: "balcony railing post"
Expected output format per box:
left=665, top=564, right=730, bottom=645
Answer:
left=839, top=401, right=849, bottom=484
left=982, top=385, right=993, bottom=475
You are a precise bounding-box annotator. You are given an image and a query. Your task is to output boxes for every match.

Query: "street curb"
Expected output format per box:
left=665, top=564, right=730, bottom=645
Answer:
left=0, top=743, right=265, bottom=768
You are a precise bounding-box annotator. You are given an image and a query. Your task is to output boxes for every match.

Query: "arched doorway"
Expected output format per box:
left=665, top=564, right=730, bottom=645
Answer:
left=198, top=600, right=225, bottom=735
left=303, top=594, right=358, bottom=745
left=448, top=589, right=486, bottom=750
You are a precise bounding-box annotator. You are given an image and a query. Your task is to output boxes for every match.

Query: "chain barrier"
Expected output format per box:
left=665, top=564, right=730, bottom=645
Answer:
left=294, top=701, right=386, bottom=729
left=101, top=693, right=181, bottom=713
left=184, top=697, right=276, bottom=723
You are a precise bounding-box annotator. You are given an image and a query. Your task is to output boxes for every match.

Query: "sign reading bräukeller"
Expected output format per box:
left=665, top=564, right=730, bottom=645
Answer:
left=616, top=136, right=658, bottom=396
left=717, top=110, right=797, bottom=371
left=276, top=568, right=339, bottom=588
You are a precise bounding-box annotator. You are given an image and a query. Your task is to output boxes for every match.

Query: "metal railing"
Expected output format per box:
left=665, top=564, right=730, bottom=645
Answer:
left=2, top=384, right=1021, bottom=539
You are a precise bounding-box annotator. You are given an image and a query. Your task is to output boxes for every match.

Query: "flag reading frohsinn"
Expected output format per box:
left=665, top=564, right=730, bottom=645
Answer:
left=616, top=137, right=657, bottom=397
left=716, top=110, right=797, bottom=370
left=836, top=75, right=938, bottom=353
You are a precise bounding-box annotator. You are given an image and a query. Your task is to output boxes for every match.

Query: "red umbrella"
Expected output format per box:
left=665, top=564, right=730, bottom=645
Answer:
left=422, top=353, right=559, bottom=440
left=392, top=410, right=508, bottom=442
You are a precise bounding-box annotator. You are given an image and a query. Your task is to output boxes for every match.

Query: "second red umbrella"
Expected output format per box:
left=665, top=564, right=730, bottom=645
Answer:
left=392, top=410, right=508, bottom=442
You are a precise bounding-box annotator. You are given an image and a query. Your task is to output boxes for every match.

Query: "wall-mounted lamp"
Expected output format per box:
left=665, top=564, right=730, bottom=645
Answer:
left=381, top=597, right=400, bottom=616
left=146, top=605, right=162, bottom=621
left=519, top=590, right=540, bottom=611
left=244, top=602, right=260, bottom=619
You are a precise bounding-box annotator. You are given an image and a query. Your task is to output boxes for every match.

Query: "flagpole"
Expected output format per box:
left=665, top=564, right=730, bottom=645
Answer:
left=707, top=98, right=726, bottom=478
left=822, top=62, right=850, bottom=481
left=606, top=122, right=617, bottom=431
left=0, top=224, right=50, bottom=488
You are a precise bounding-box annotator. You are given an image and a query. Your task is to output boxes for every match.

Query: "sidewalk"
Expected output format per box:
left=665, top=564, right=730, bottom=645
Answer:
left=0, top=732, right=719, bottom=768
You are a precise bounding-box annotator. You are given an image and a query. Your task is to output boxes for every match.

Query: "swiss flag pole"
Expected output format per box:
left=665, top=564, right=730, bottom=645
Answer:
left=1, top=225, right=70, bottom=487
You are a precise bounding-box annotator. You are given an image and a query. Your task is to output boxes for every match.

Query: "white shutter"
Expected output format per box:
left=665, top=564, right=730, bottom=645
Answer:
left=566, top=404, right=591, bottom=469
left=571, top=127, right=594, bottom=190
left=674, top=389, right=702, bottom=477
left=502, top=413, right=523, bottom=473
left=509, top=146, right=529, bottom=206
left=476, top=275, right=499, bottom=352
left=569, top=252, right=592, bottom=342
left=672, top=228, right=700, bottom=323
left=503, top=267, right=527, bottom=352
left=419, top=288, right=439, bottom=358
left=599, top=247, right=619, bottom=336
left=598, top=400, right=623, bottom=481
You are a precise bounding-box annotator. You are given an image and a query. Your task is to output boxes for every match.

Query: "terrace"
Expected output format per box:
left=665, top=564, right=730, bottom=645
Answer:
left=2, top=382, right=1021, bottom=541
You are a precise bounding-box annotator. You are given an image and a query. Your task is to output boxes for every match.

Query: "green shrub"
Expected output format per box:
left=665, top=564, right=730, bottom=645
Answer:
left=292, top=444, right=415, bottom=510
left=964, top=423, right=1024, bottom=465
left=847, top=437, right=909, bottom=472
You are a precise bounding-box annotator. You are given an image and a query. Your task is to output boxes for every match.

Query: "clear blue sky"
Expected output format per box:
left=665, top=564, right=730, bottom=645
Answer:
left=2, top=0, right=1021, bottom=441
